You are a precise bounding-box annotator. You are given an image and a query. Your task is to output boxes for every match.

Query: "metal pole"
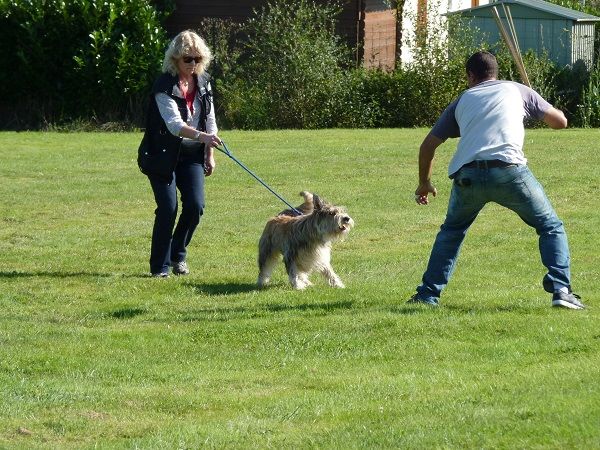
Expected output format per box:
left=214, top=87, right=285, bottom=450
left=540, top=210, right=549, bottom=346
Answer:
left=492, top=5, right=531, bottom=87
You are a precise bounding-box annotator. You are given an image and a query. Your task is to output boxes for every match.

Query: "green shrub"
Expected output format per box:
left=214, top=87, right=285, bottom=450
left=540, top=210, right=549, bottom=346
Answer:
left=0, top=0, right=168, bottom=129
left=72, top=0, right=168, bottom=122
left=213, top=0, right=594, bottom=130
left=2, top=0, right=597, bottom=129
left=195, top=18, right=243, bottom=125
left=218, top=0, right=350, bottom=129
left=496, top=48, right=596, bottom=127
left=577, top=63, right=600, bottom=127
left=333, top=69, right=395, bottom=128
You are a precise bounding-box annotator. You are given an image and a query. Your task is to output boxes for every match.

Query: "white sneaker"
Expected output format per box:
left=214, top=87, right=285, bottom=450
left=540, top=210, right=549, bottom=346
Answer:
left=552, top=291, right=585, bottom=309
left=172, top=261, right=189, bottom=276
left=151, top=272, right=169, bottom=278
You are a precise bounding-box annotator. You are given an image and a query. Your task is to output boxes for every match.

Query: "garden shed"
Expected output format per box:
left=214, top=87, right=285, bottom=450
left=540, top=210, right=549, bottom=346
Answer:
left=447, top=0, right=600, bottom=68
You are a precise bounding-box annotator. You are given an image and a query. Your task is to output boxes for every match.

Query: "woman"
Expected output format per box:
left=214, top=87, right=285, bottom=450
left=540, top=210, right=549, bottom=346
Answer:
left=138, top=30, right=221, bottom=277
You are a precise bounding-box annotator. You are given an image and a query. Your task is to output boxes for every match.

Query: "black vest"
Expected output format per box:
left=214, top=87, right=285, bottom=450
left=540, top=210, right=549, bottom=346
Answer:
left=137, top=72, right=212, bottom=181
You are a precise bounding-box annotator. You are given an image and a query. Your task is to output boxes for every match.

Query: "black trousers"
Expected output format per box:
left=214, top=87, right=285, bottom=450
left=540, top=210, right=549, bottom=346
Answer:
left=148, top=155, right=205, bottom=274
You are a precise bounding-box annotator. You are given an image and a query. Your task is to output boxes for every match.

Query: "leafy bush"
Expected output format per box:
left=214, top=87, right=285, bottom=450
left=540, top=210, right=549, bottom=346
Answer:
left=496, top=48, right=596, bottom=127
left=72, top=0, right=168, bottom=122
left=577, top=62, right=600, bottom=127
left=333, top=69, right=396, bottom=128
left=218, top=0, right=350, bottom=129
left=0, top=0, right=168, bottom=129
left=215, top=0, right=474, bottom=129
left=195, top=18, right=243, bottom=123
left=2, top=0, right=598, bottom=129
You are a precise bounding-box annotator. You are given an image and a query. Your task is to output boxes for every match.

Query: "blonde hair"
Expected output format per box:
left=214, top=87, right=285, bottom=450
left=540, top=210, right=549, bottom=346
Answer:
left=162, top=30, right=212, bottom=76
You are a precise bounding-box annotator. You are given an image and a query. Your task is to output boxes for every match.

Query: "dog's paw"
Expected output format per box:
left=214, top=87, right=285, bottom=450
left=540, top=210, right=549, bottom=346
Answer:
left=330, top=279, right=345, bottom=288
left=291, top=278, right=309, bottom=290
left=299, top=274, right=312, bottom=286
left=257, top=277, right=270, bottom=288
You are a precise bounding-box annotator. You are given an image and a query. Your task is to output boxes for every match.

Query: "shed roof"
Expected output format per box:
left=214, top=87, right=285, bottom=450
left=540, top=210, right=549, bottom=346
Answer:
left=448, top=0, right=600, bottom=22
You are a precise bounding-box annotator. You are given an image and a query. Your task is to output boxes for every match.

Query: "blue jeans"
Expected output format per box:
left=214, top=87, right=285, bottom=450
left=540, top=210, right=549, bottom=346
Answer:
left=148, top=155, right=205, bottom=274
left=417, top=164, right=571, bottom=302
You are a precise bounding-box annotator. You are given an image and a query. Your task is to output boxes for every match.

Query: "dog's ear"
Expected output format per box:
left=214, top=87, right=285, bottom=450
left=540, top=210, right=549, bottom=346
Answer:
left=313, top=195, right=323, bottom=210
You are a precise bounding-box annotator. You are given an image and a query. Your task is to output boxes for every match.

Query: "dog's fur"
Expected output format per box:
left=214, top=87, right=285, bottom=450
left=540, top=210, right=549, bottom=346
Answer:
left=258, top=192, right=354, bottom=289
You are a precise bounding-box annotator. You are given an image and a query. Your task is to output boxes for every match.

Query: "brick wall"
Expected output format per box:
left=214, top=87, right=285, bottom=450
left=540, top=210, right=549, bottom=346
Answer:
left=363, top=9, right=397, bottom=70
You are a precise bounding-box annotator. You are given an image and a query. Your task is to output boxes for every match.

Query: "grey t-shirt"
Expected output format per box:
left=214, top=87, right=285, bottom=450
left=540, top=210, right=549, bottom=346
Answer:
left=430, top=80, right=552, bottom=176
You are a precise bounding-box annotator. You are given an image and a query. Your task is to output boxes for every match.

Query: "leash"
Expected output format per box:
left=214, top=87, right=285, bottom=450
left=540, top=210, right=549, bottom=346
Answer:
left=215, top=141, right=302, bottom=216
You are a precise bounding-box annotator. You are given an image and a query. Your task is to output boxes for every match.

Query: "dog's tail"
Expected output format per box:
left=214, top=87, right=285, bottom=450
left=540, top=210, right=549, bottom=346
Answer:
left=299, top=191, right=313, bottom=202
left=278, top=191, right=314, bottom=217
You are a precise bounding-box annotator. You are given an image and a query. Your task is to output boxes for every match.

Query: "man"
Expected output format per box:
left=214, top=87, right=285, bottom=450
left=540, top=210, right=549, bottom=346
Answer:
left=409, top=51, right=584, bottom=309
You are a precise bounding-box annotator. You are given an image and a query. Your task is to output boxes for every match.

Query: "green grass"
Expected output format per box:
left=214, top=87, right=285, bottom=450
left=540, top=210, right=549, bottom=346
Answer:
left=0, top=129, right=599, bottom=448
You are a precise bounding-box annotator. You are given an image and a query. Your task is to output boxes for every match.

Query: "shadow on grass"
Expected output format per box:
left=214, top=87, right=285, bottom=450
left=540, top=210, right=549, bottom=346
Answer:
left=444, top=303, right=540, bottom=314
left=177, top=300, right=354, bottom=322
left=264, top=300, right=353, bottom=313
left=390, top=304, right=543, bottom=314
left=110, top=307, right=147, bottom=319
left=390, top=304, right=538, bottom=315
left=389, top=305, right=438, bottom=315
left=183, top=281, right=258, bottom=296
left=0, top=271, right=146, bottom=279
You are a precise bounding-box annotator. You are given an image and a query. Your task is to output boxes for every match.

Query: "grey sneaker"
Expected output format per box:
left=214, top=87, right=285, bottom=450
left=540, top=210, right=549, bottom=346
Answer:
left=151, top=272, right=169, bottom=278
left=407, top=294, right=439, bottom=307
left=552, top=291, right=585, bottom=310
left=172, top=261, right=190, bottom=276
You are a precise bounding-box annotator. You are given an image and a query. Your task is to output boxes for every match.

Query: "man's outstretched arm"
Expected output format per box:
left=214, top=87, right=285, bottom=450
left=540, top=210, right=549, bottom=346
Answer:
left=415, top=133, right=444, bottom=205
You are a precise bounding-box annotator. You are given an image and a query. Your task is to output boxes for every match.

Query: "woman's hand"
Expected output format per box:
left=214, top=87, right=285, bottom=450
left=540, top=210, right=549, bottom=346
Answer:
left=204, top=150, right=216, bottom=176
left=197, top=132, right=222, bottom=148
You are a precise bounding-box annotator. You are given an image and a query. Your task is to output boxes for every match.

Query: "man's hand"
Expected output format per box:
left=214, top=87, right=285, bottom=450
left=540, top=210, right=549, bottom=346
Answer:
left=415, top=181, right=437, bottom=205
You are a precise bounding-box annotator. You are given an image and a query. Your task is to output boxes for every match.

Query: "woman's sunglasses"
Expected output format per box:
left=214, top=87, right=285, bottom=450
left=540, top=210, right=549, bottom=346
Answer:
left=182, top=56, right=202, bottom=64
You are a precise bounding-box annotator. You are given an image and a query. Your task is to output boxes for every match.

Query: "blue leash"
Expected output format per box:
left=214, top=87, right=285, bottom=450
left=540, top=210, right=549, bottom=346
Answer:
left=215, top=141, right=302, bottom=216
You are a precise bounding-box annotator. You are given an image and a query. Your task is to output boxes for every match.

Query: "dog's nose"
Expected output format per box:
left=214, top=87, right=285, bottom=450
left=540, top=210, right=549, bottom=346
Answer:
left=342, top=216, right=351, bottom=223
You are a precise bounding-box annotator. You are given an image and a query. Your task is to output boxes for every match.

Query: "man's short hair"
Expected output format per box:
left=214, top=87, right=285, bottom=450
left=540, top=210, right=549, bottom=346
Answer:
left=466, top=51, right=498, bottom=80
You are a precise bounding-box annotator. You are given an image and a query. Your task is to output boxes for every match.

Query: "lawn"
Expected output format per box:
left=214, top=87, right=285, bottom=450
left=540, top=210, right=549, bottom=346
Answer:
left=0, top=129, right=599, bottom=448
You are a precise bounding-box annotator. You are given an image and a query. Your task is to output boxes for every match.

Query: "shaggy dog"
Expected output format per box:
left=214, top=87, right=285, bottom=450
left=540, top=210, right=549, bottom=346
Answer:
left=257, top=193, right=354, bottom=289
